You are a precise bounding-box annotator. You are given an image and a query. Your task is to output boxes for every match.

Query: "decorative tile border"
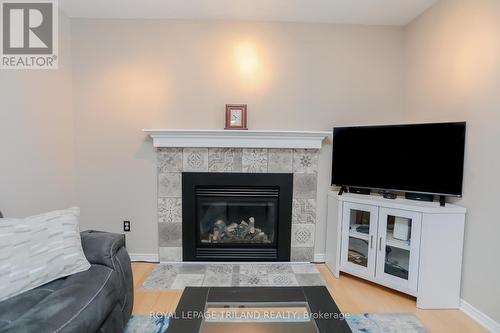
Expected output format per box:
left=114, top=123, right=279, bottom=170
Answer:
left=157, top=148, right=183, bottom=173
left=292, top=199, right=316, bottom=224
left=291, top=224, right=316, bottom=248
left=293, top=149, right=319, bottom=173
left=159, top=247, right=182, bottom=261
left=182, top=148, right=208, bottom=172
left=159, top=223, right=182, bottom=247
left=242, top=148, right=268, bottom=173
left=268, top=149, right=293, bottom=173
left=293, top=173, right=317, bottom=199
left=158, top=198, right=182, bottom=223
left=141, top=263, right=326, bottom=289
left=208, top=148, right=243, bottom=172
left=158, top=173, right=181, bottom=197
left=291, top=247, right=315, bottom=262
left=157, top=148, right=319, bottom=262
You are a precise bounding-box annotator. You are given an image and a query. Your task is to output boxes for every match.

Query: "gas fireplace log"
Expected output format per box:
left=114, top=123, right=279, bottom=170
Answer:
left=202, top=217, right=271, bottom=244
left=249, top=217, right=255, bottom=234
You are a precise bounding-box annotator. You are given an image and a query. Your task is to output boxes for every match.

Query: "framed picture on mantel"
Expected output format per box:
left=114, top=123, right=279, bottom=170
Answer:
left=225, top=104, right=247, bottom=130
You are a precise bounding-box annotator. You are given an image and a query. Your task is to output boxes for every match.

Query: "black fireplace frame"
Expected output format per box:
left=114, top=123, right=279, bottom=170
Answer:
left=182, top=172, right=293, bottom=261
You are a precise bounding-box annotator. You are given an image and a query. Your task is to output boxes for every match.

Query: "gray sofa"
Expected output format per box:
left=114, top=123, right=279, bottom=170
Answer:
left=0, top=230, right=134, bottom=333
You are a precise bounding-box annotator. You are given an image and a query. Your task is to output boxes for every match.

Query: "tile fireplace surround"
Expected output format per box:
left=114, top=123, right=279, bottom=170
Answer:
left=145, top=130, right=329, bottom=262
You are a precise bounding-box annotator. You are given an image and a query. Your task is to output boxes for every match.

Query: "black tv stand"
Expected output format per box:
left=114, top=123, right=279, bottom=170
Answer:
left=405, top=192, right=434, bottom=202
left=348, top=187, right=371, bottom=195
left=338, top=186, right=371, bottom=196
left=439, top=195, right=446, bottom=207
left=338, top=186, right=347, bottom=196
left=405, top=192, right=447, bottom=207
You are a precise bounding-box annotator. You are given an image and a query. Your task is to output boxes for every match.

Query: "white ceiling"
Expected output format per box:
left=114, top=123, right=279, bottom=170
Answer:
left=59, top=0, right=437, bottom=26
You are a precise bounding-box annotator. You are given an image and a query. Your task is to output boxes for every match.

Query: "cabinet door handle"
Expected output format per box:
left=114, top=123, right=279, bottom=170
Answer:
left=370, top=235, right=374, bottom=249
left=379, top=237, right=383, bottom=251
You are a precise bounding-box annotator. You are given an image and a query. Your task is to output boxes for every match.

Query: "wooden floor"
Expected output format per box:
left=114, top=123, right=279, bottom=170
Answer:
left=132, top=262, right=487, bottom=333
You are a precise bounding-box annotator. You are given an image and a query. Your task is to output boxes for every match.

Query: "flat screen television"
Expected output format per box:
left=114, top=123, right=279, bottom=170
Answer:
left=331, top=122, right=466, bottom=197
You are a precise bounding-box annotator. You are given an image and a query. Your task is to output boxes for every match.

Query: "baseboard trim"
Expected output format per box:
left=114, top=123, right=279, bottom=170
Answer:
left=460, top=299, right=500, bottom=333
left=129, top=253, right=159, bottom=262
left=313, top=253, right=326, bottom=263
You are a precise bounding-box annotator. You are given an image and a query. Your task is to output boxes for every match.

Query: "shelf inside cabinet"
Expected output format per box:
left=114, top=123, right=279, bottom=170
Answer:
left=349, top=230, right=369, bottom=241
left=385, top=233, right=411, bottom=251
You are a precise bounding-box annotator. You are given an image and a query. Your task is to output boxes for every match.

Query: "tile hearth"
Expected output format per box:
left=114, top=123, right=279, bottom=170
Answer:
left=141, top=263, right=326, bottom=289
left=157, top=147, right=319, bottom=262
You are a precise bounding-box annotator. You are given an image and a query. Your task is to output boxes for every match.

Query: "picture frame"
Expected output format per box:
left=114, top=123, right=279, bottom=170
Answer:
left=225, top=104, right=247, bottom=130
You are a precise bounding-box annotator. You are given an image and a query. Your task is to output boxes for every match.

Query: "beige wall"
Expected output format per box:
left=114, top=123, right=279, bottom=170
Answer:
left=405, top=0, right=500, bottom=323
left=70, top=19, right=405, bottom=254
left=2, top=5, right=498, bottom=324
left=0, top=12, right=75, bottom=217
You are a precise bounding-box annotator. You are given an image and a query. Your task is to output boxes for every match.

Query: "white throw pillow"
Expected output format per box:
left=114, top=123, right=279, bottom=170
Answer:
left=0, top=207, right=91, bottom=302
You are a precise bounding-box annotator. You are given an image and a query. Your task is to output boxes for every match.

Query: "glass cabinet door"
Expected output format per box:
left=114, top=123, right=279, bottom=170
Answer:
left=340, top=202, right=379, bottom=278
left=376, top=208, right=422, bottom=292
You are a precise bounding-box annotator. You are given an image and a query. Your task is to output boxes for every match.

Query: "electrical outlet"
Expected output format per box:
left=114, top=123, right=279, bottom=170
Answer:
left=123, top=221, right=131, bottom=232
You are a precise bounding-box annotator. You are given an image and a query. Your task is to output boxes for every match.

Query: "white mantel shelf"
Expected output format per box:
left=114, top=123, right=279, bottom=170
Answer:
left=143, top=129, right=330, bottom=149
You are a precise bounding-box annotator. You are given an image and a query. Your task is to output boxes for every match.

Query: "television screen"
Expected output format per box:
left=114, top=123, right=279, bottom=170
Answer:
left=332, top=122, right=466, bottom=196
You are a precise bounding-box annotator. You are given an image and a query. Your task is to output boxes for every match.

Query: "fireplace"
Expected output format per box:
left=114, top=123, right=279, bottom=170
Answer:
left=182, top=172, right=293, bottom=261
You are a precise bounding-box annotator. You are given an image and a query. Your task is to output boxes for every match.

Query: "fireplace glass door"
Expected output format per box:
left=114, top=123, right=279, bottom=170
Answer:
left=196, top=187, right=278, bottom=247
left=183, top=172, right=293, bottom=261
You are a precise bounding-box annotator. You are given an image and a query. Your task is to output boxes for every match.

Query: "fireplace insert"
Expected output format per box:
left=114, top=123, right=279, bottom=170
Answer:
left=182, top=173, right=293, bottom=261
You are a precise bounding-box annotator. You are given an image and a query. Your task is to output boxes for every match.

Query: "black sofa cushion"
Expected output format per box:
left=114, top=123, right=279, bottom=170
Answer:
left=0, top=264, right=121, bottom=333
left=0, top=230, right=133, bottom=333
left=80, top=230, right=134, bottom=322
left=80, top=230, right=125, bottom=269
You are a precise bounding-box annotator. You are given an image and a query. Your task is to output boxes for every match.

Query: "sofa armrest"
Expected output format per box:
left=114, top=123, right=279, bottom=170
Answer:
left=80, top=230, right=134, bottom=324
left=80, top=230, right=126, bottom=269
